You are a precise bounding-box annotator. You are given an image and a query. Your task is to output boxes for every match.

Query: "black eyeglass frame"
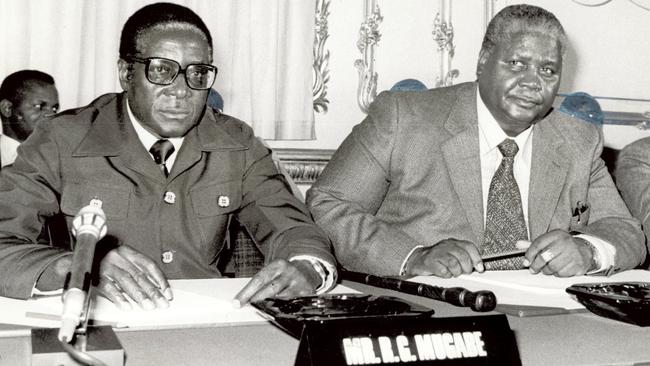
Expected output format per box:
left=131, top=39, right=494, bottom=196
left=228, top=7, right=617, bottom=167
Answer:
left=127, top=56, right=218, bottom=90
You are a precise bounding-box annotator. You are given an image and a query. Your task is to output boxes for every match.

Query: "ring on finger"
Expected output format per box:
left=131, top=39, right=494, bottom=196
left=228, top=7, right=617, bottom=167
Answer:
left=541, top=251, right=554, bottom=262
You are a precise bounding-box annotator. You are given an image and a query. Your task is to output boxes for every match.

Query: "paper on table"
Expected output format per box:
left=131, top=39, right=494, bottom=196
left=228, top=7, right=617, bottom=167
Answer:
left=2, top=278, right=266, bottom=330
left=409, top=269, right=650, bottom=310
left=1, top=278, right=361, bottom=330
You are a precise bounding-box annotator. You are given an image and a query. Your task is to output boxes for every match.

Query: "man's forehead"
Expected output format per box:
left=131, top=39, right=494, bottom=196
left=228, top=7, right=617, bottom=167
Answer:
left=139, top=27, right=208, bottom=49
left=19, top=81, right=57, bottom=99
left=138, top=29, right=211, bottom=62
left=499, top=32, right=561, bottom=56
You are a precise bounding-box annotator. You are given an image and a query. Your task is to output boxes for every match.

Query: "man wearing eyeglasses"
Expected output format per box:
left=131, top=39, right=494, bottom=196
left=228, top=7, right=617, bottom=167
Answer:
left=0, top=2, right=337, bottom=310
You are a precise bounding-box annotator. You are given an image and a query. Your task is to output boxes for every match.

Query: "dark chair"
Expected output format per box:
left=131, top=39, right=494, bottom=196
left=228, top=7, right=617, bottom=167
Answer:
left=220, top=219, right=265, bottom=278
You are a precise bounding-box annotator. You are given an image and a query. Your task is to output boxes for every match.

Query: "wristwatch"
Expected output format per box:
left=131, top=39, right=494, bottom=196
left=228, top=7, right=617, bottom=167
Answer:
left=572, top=235, right=600, bottom=272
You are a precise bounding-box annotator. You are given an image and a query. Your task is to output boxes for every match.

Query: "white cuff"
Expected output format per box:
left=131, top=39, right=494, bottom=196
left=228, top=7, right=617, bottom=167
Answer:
left=31, top=286, right=63, bottom=297
left=399, top=245, right=424, bottom=276
left=289, top=255, right=337, bottom=294
left=574, top=234, right=616, bottom=274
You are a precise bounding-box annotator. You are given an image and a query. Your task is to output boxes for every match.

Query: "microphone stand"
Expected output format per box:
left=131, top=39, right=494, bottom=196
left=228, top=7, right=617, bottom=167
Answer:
left=55, top=288, right=113, bottom=366
left=31, top=285, right=125, bottom=366
left=31, top=200, right=125, bottom=366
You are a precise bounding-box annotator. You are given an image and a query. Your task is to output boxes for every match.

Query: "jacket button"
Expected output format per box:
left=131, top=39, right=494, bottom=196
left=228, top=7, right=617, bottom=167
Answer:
left=164, top=191, right=176, bottom=204
left=218, top=195, right=230, bottom=207
left=161, top=251, right=174, bottom=263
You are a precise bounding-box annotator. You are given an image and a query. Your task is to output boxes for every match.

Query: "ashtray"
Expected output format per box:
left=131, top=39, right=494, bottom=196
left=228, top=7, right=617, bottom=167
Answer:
left=566, top=282, right=650, bottom=326
left=251, top=293, right=434, bottom=336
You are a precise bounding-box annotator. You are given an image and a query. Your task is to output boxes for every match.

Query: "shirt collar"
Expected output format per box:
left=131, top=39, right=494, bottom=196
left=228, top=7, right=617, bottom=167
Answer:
left=476, top=86, right=533, bottom=155
left=126, top=99, right=184, bottom=153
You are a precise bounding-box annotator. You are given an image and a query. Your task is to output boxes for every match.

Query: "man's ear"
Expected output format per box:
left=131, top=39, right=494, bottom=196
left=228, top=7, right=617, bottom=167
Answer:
left=476, top=49, right=490, bottom=78
left=0, top=99, right=13, bottom=119
left=117, top=59, right=133, bottom=91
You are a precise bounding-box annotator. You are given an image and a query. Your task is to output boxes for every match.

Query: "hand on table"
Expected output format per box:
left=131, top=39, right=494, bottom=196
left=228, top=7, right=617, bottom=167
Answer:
left=233, top=258, right=322, bottom=308
left=95, top=245, right=173, bottom=310
left=524, top=230, right=594, bottom=276
left=404, top=239, right=484, bottom=278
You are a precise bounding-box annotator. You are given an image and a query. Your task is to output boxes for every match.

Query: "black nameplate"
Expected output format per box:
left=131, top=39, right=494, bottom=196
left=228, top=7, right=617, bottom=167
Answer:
left=294, top=315, right=520, bottom=366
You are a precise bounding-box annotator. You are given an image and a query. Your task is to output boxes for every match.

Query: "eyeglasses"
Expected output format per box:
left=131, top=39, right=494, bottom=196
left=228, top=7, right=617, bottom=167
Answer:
left=128, top=57, right=218, bottom=90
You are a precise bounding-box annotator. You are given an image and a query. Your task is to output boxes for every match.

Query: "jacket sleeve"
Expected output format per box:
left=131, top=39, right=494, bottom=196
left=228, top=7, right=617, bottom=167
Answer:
left=235, top=132, right=336, bottom=270
left=575, top=130, right=646, bottom=272
left=306, top=92, right=448, bottom=275
left=0, top=123, right=72, bottom=299
left=616, top=138, right=650, bottom=264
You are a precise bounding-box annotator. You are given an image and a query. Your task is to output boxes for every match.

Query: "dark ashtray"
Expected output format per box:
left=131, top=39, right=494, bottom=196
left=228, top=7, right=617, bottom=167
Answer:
left=566, top=282, right=650, bottom=326
left=251, top=293, right=434, bottom=336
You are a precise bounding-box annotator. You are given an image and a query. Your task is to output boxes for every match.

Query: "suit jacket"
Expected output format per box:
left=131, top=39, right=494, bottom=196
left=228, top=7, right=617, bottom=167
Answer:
left=307, top=82, right=644, bottom=275
left=616, top=136, right=650, bottom=260
left=0, top=93, right=335, bottom=299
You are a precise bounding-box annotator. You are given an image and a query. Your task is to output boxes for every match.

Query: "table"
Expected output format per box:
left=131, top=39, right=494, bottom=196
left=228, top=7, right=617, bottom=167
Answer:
left=1, top=280, right=650, bottom=366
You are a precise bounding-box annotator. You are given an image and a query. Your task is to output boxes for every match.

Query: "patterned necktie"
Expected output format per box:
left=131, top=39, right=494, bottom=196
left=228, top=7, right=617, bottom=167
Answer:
left=149, top=139, right=175, bottom=177
left=482, top=138, right=528, bottom=270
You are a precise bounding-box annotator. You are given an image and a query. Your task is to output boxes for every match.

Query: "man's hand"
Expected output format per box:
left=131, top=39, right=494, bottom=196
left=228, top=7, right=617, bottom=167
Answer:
left=404, top=239, right=484, bottom=278
left=525, top=230, right=594, bottom=276
left=233, top=259, right=322, bottom=307
left=95, top=245, right=172, bottom=311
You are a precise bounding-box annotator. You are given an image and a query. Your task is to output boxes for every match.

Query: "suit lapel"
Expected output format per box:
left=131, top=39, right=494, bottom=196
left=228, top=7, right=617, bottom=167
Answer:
left=72, top=94, right=166, bottom=184
left=528, top=116, right=569, bottom=238
left=441, top=84, right=484, bottom=242
left=72, top=95, right=248, bottom=184
left=169, top=110, right=247, bottom=180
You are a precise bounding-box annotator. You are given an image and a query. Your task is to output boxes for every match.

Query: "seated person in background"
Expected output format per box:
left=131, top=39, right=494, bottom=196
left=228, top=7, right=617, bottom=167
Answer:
left=307, top=4, right=645, bottom=278
left=615, top=137, right=650, bottom=266
left=0, top=2, right=336, bottom=309
left=0, top=70, right=59, bottom=167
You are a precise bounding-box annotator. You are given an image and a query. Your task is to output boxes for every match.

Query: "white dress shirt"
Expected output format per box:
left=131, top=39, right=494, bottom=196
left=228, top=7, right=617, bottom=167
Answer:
left=0, top=133, right=20, bottom=168
left=127, top=102, right=184, bottom=171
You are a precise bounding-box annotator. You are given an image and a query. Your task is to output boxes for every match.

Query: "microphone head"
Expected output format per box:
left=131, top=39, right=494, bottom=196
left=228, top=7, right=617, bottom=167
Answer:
left=71, top=203, right=108, bottom=239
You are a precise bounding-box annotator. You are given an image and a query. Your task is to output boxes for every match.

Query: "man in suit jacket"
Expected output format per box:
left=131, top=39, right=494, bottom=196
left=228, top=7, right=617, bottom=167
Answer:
left=0, top=3, right=336, bottom=309
left=307, top=4, right=645, bottom=278
left=616, top=137, right=650, bottom=264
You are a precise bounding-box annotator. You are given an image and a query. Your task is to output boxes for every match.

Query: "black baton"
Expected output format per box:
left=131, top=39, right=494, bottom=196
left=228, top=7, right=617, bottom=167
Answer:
left=342, top=270, right=497, bottom=312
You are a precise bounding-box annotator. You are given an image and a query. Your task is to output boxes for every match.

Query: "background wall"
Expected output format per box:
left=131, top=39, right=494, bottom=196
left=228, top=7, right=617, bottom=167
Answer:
left=271, top=0, right=650, bottom=151
left=2, top=0, right=650, bottom=151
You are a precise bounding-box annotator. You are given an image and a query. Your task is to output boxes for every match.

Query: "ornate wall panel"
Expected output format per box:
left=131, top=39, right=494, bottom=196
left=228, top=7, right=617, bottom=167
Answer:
left=313, top=0, right=331, bottom=113
left=276, top=148, right=334, bottom=184
left=355, top=0, right=383, bottom=113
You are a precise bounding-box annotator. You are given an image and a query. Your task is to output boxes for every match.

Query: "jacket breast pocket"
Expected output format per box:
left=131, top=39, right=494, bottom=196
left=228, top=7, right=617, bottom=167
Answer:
left=60, top=183, right=130, bottom=243
left=61, top=183, right=130, bottom=219
left=190, top=180, right=242, bottom=217
left=190, top=180, right=242, bottom=251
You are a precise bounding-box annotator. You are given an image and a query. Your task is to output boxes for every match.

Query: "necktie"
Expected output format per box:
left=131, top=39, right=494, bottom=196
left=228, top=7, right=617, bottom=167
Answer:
left=149, top=139, right=175, bottom=177
left=482, top=139, right=528, bottom=270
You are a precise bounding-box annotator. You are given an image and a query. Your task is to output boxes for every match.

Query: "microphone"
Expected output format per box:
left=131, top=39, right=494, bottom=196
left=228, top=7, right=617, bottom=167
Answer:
left=58, top=201, right=107, bottom=343
left=342, top=270, right=497, bottom=312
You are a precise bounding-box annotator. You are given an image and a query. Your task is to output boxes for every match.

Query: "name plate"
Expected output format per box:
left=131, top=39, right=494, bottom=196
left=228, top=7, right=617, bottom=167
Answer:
left=294, top=315, right=520, bottom=366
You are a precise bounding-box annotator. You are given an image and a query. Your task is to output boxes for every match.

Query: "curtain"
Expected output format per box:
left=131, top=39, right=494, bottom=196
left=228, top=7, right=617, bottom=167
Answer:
left=0, top=0, right=316, bottom=140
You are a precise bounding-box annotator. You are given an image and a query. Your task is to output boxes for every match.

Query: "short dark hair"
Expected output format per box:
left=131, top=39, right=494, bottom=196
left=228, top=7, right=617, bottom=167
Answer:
left=481, top=4, right=567, bottom=58
left=0, top=70, right=55, bottom=104
left=119, top=2, right=213, bottom=60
